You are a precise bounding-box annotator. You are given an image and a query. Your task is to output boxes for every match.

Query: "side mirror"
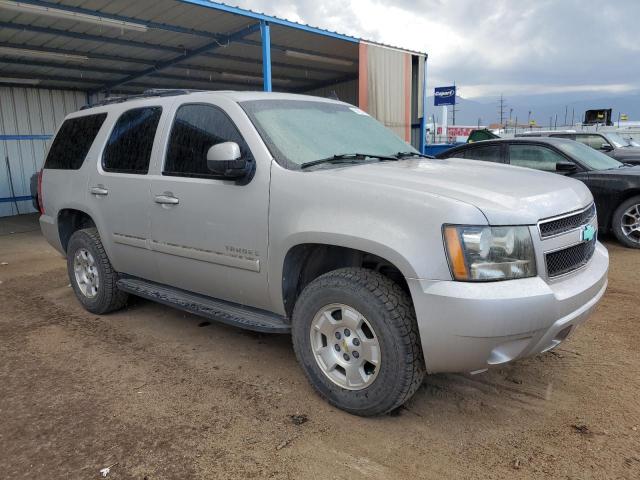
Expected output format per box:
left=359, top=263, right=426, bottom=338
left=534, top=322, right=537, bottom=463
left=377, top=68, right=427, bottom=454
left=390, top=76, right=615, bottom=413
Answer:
left=206, top=142, right=249, bottom=179
left=556, top=161, right=577, bottom=173
left=600, top=143, right=613, bottom=151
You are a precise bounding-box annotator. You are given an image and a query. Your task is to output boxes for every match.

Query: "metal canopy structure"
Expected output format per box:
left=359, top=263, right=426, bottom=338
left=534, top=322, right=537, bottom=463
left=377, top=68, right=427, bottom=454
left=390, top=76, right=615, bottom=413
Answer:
left=0, top=0, right=373, bottom=96
left=0, top=0, right=429, bottom=216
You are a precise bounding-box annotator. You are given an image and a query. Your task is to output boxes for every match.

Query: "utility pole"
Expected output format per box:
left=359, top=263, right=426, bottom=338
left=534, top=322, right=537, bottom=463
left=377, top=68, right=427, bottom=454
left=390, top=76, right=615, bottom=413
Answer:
left=527, top=110, right=532, bottom=130
left=498, top=94, right=507, bottom=128
left=554, top=113, right=558, bottom=130
left=509, top=108, right=513, bottom=132
left=564, top=105, right=568, bottom=126
left=571, top=108, right=575, bottom=126
left=451, top=81, right=458, bottom=126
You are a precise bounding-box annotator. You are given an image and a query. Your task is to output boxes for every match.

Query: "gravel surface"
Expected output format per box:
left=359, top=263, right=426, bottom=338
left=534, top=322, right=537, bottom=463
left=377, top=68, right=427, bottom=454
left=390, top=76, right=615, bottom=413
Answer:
left=1, top=222, right=639, bottom=479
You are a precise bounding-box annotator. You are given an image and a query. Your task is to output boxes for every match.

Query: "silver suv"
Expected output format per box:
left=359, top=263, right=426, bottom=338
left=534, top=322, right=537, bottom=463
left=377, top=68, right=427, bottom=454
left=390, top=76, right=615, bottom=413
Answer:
left=38, top=90, right=609, bottom=416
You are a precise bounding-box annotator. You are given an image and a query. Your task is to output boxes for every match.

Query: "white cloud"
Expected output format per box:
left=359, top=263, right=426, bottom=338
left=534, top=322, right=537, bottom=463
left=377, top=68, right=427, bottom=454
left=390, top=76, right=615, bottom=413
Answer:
left=230, top=0, right=640, bottom=98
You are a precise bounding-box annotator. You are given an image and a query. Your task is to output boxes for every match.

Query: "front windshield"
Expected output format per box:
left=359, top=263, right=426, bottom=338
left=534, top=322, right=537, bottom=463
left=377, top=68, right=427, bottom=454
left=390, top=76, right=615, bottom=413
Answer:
left=604, top=132, right=631, bottom=148
left=556, top=140, right=623, bottom=170
left=241, top=99, right=417, bottom=168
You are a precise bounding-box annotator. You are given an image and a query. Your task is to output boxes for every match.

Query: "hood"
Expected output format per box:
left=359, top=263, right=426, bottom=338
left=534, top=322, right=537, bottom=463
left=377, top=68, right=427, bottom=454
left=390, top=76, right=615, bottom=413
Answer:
left=314, top=158, right=593, bottom=225
left=591, top=165, right=640, bottom=177
left=611, top=147, right=640, bottom=160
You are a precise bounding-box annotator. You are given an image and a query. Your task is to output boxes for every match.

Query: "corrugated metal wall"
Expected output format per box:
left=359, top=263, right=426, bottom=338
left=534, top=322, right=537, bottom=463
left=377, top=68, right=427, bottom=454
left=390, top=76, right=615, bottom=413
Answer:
left=304, top=79, right=358, bottom=106
left=0, top=86, right=86, bottom=217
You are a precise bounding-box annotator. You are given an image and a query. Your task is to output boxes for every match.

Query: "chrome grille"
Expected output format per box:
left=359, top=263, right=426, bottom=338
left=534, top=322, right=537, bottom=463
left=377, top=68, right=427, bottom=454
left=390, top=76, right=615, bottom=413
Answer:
left=539, top=204, right=596, bottom=238
left=545, top=239, right=596, bottom=277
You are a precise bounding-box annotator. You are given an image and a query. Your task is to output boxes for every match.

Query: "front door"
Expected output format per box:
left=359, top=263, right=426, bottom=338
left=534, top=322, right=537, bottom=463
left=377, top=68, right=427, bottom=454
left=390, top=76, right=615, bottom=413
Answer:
left=148, top=101, right=271, bottom=310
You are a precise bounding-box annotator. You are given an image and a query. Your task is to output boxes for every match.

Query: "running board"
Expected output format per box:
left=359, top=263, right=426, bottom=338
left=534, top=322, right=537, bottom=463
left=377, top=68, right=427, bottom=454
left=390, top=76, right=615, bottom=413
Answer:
left=116, top=278, right=290, bottom=334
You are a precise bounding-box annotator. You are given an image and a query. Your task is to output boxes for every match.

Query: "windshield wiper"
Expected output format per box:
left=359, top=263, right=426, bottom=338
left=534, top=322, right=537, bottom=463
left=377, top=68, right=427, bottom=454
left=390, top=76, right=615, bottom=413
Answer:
left=300, top=153, right=398, bottom=169
left=394, top=151, right=433, bottom=159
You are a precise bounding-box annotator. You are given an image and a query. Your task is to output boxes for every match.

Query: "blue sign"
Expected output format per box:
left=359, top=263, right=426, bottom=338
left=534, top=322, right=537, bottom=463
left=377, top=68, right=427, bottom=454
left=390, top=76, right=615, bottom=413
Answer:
left=434, top=86, right=456, bottom=106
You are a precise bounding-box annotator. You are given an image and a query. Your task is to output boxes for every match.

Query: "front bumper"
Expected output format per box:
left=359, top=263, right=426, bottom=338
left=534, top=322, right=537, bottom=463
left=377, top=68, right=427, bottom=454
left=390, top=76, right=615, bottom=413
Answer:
left=408, top=241, right=609, bottom=374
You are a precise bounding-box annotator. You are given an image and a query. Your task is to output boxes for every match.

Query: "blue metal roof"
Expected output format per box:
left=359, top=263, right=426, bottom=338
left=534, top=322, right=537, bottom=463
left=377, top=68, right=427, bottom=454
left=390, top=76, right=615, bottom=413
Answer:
left=179, top=0, right=361, bottom=43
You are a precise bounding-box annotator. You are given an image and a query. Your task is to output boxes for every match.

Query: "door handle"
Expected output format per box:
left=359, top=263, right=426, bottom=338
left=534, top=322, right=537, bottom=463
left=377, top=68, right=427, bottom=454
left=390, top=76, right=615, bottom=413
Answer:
left=90, top=186, right=109, bottom=196
left=154, top=195, right=179, bottom=205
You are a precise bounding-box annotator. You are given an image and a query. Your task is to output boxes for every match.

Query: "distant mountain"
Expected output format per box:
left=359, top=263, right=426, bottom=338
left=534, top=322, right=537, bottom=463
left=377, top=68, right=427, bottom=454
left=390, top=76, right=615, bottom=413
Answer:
left=427, top=92, right=640, bottom=127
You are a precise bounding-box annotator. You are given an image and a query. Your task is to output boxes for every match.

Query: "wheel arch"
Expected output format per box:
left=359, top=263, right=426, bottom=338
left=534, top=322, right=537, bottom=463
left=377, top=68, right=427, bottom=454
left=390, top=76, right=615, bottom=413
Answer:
left=57, top=208, right=97, bottom=253
left=279, top=236, right=417, bottom=319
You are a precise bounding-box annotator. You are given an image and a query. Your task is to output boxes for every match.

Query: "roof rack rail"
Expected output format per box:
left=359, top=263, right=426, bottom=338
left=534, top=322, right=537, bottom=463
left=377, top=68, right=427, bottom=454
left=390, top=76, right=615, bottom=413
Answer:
left=81, top=89, right=202, bottom=110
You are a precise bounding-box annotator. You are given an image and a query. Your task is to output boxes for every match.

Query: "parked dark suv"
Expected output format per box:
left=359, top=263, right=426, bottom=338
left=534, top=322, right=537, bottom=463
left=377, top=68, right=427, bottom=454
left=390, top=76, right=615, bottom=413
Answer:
left=517, top=130, right=640, bottom=165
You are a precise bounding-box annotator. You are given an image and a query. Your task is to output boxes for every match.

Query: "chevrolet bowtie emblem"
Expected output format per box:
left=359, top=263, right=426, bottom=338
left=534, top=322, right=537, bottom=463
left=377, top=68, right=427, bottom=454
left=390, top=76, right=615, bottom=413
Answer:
left=341, top=339, right=349, bottom=353
left=582, top=224, right=596, bottom=242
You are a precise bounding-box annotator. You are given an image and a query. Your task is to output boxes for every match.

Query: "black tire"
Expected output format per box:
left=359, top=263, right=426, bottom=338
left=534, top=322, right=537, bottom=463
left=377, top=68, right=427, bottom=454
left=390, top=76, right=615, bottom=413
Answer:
left=66, top=228, right=129, bottom=314
left=291, top=267, right=425, bottom=416
left=611, top=195, right=640, bottom=249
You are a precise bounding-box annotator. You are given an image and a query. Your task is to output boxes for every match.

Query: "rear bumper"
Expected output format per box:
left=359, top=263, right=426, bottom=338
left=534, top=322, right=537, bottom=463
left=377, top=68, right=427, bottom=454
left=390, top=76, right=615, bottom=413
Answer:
left=409, top=242, right=609, bottom=373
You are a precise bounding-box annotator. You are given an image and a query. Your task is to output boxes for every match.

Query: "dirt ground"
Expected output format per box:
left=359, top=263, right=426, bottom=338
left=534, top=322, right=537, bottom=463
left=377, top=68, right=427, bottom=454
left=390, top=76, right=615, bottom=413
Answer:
left=1, top=215, right=639, bottom=480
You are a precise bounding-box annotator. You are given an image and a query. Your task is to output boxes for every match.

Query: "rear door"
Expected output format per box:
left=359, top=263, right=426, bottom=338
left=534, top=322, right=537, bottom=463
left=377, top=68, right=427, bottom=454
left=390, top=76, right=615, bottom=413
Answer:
left=148, top=100, right=271, bottom=309
left=86, top=106, right=163, bottom=280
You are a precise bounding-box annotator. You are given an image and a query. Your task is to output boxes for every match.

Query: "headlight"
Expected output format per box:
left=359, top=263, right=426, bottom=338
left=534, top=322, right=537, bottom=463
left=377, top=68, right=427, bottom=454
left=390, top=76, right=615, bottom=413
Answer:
left=443, top=225, right=536, bottom=281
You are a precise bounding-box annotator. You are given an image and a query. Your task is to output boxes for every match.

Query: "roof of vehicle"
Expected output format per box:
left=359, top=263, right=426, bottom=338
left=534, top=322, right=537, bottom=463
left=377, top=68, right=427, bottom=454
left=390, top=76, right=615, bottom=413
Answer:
left=436, top=137, right=580, bottom=158
left=517, top=130, right=602, bottom=137
left=75, top=89, right=345, bottom=116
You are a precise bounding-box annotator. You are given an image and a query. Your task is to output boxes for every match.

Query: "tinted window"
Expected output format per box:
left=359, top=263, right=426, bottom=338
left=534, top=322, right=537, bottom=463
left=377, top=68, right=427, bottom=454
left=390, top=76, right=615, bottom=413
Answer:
left=509, top=144, right=567, bottom=171
left=44, top=113, right=107, bottom=170
left=103, top=107, right=162, bottom=174
left=461, top=145, right=502, bottom=162
left=164, top=104, right=252, bottom=178
left=576, top=134, right=609, bottom=150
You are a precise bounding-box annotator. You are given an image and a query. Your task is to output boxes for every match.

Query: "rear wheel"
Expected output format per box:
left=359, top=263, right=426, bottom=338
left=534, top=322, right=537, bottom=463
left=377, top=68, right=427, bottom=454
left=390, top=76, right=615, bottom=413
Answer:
left=66, top=228, right=128, bottom=314
left=292, top=268, right=425, bottom=416
left=612, top=196, right=640, bottom=248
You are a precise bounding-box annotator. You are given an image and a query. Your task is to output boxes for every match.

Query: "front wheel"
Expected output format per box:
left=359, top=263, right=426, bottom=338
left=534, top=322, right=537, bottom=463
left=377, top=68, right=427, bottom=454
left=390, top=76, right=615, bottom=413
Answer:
left=292, top=268, right=425, bottom=416
left=612, top=196, right=640, bottom=248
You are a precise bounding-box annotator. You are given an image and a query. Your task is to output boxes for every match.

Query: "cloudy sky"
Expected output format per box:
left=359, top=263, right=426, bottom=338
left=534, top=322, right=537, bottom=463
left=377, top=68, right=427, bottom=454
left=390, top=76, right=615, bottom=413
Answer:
left=231, top=0, right=640, bottom=99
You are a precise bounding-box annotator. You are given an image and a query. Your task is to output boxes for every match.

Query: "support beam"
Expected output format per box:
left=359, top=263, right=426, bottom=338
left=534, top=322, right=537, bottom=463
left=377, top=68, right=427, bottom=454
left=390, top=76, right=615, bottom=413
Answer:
left=0, top=39, right=348, bottom=77
left=419, top=56, right=428, bottom=153
left=95, top=23, right=262, bottom=92
left=260, top=21, right=272, bottom=92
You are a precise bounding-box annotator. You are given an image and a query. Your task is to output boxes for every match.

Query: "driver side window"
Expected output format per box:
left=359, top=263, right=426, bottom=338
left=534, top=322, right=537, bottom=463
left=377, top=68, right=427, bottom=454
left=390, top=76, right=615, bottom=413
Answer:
left=163, top=103, right=252, bottom=178
left=578, top=134, right=610, bottom=150
left=508, top=144, right=568, bottom=172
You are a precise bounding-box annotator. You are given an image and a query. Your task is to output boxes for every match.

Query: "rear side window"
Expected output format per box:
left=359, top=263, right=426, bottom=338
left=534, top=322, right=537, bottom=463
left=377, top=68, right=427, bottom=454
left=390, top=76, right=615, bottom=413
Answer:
left=44, top=113, right=107, bottom=169
left=103, top=107, right=162, bottom=174
left=164, top=103, right=252, bottom=178
left=462, top=145, right=502, bottom=162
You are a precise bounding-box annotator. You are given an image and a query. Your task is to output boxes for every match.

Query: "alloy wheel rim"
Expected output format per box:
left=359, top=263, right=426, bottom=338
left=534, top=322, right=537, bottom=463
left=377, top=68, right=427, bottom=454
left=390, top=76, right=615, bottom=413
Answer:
left=309, top=303, right=381, bottom=390
left=621, top=203, right=640, bottom=244
left=73, top=248, right=100, bottom=298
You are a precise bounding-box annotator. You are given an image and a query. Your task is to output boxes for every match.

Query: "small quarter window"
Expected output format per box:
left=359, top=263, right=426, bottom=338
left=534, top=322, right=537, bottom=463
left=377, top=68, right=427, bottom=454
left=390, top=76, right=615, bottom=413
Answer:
left=103, top=107, right=162, bottom=174
left=44, top=113, right=107, bottom=170
left=164, top=104, right=253, bottom=178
